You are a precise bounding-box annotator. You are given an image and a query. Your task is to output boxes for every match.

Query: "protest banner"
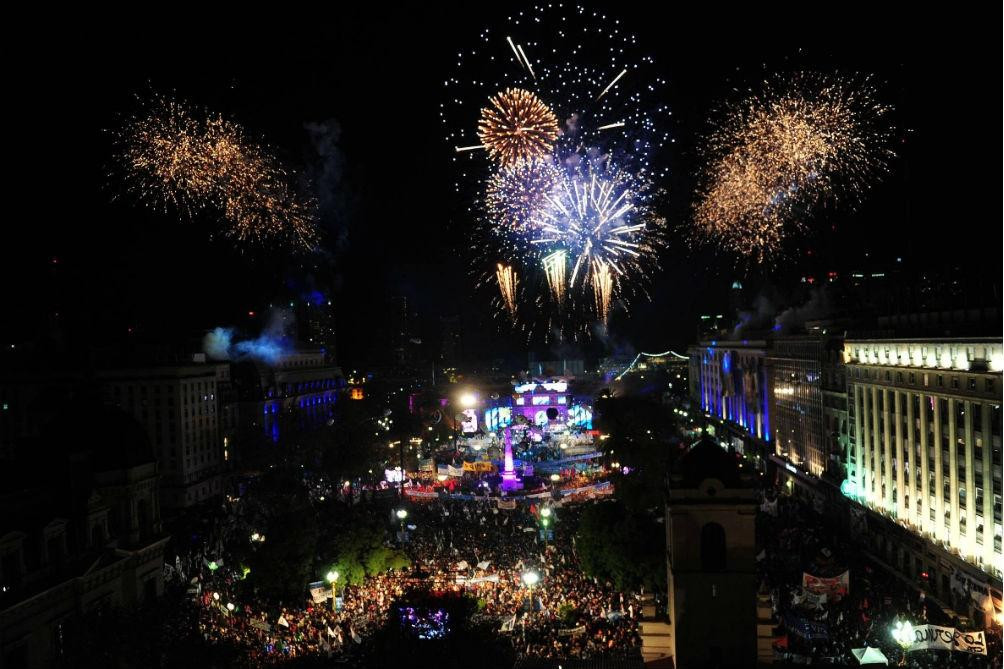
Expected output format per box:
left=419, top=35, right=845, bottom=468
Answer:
left=308, top=581, right=329, bottom=604
left=802, top=570, right=849, bottom=598
left=784, top=613, right=829, bottom=640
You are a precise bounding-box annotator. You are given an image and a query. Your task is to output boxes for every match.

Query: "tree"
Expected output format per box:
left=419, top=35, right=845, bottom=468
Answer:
left=594, top=395, right=683, bottom=511
left=575, top=499, right=667, bottom=592
left=246, top=503, right=320, bottom=602
left=318, top=507, right=410, bottom=587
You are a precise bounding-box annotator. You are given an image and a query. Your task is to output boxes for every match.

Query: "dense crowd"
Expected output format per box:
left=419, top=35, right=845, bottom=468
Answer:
left=188, top=494, right=640, bottom=665
left=758, top=486, right=1002, bottom=667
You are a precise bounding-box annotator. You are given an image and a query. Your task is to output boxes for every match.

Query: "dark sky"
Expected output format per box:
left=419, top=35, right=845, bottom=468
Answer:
left=5, top=5, right=1000, bottom=366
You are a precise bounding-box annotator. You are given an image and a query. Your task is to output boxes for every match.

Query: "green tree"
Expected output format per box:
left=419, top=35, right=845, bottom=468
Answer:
left=575, top=499, right=666, bottom=592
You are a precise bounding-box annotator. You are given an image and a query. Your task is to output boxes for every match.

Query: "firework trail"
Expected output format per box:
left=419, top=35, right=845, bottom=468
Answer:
left=113, top=92, right=319, bottom=250
left=694, top=72, right=894, bottom=261
left=542, top=250, right=567, bottom=304
left=495, top=263, right=519, bottom=316
left=592, top=260, right=614, bottom=326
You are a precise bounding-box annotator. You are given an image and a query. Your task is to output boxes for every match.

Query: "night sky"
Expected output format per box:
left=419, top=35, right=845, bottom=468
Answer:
left=5, top=6, right=1000, bottom=366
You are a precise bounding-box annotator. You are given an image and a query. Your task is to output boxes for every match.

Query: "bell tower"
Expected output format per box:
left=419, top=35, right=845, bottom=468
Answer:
left=665, top=439, right=758, bottom=668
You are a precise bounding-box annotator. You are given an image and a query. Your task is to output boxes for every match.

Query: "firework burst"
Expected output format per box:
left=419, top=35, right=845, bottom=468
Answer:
left=444, top=5, right=672, bottom=341
left=532, top=160, right=663, bottom=299
left=485, top=158, right=560, bottom=238
left=112, top=92, right=319, bottom=250
left=694, top=72, right=894, bottom=261
left=476, top=88, right=559, bottom=167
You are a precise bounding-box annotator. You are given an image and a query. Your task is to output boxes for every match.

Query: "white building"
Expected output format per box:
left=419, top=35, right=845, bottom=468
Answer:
left=844, top=338, right=1003, bottom=579
left=100, top=363, right=228, bottom=508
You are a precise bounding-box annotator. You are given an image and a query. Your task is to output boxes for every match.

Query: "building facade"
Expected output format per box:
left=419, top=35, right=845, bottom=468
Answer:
left=100, top=364, right=227, bottom=509
left=0, top=403, right=167, bottom=668
left=688, top=340, right=771, bottom=456
left=844, top=338, right=1003, bottom=580
left=240, top=348, right=343, bottom=443
left=766, top=336, right=848, bottom=479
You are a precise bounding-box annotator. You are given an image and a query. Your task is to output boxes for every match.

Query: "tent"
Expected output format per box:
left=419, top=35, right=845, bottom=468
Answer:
left=851, top=647, right=889, bottom=665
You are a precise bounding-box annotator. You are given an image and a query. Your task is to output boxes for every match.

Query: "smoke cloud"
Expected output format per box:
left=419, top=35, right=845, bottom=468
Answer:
left=203, top=308, right=295, bottom=364
left=304, top=119, right=347, bottom=253
left=774, top=288, right=832, bottom=333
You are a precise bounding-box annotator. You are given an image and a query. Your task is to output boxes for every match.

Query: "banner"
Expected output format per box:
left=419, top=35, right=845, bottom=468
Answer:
left=250, top=619, right=272, bottom=632
left=908, top=624, right=955, bottom=652
left=419, top=458, right=435, bottom=472
left=557, top=625, right=587, bottom=636
left=309, top=581, right=329, bottom=604
left=403, top=489, right=439, bottom=500
left=466, top=575, right=500, bottom=584
left=954, top=630, right=987, bottom=655
left=784, top=613, right=829, bottom=641
left=802, top=570, right=849, bottom=598
left=908, top=625, right=986, bottom=655
left=456, top=560, right=469, bottom=570
left=448, top=465, right=464, bottom=477
left=792, top=588, right=827, bottom=610
left=497, top=499, right=516, bottom=510
left=951, top=568, right=997, bottom=610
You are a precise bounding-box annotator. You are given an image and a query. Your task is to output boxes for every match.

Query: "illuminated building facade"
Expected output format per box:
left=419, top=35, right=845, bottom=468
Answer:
left=768, top=338, right=828, bottom=477
left=844, top=338, right=1003, bottom=582
left=241, top=347, right=343, bottom=443
left=689, top=341, right=770, bottom=452
left=480, top=380, right=594, bottom=431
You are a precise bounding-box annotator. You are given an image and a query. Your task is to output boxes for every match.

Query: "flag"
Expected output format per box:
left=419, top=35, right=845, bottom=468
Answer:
left=277, top=615, right=290, bottom=628
left=327, top=626, right=336, bottom=638
left=477, top=560, right=491, bottom=570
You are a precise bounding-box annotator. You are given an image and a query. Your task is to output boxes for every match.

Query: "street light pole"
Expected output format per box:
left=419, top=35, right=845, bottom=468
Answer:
left=326, top=570, right=339, bottom=612
left=396, top=508, right=408, bottom=544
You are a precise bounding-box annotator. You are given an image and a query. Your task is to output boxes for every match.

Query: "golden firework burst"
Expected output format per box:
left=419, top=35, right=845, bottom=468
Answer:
left=477, top=88, right=559, bottom=167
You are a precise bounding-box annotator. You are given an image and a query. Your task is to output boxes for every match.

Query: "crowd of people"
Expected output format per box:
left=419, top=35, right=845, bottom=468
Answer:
left=758, top=485, right=1002, bottom=667
left=188, top=493, right=641, bottom=665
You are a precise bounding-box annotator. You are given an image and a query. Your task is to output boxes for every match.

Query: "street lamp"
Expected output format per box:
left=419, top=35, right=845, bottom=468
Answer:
left=226, top=602, right=235, bottom=612
left=540, top=507, right=552, bottom=519
left=326, top=570, right=339, bottom=611
left=521, top=570, right=540, bottom=588
left=891, top=619, right=914, bottom=665
left=396, top=508, right=409, bottom=543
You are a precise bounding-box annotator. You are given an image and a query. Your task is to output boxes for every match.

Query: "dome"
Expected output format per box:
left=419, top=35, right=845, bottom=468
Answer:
left=44, top=395, right=155, bottom=472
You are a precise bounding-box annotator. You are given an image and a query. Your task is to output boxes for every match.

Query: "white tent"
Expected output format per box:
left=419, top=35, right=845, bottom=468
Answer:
left=851, top=647, right=889, bottom=665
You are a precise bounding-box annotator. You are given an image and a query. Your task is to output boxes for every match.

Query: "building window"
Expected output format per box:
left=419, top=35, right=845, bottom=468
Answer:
left=700, top=522, right=727, bottom=571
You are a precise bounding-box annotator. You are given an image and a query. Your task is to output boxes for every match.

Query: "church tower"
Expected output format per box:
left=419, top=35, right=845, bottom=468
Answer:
left=665, top=439, right=758, bottom=668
